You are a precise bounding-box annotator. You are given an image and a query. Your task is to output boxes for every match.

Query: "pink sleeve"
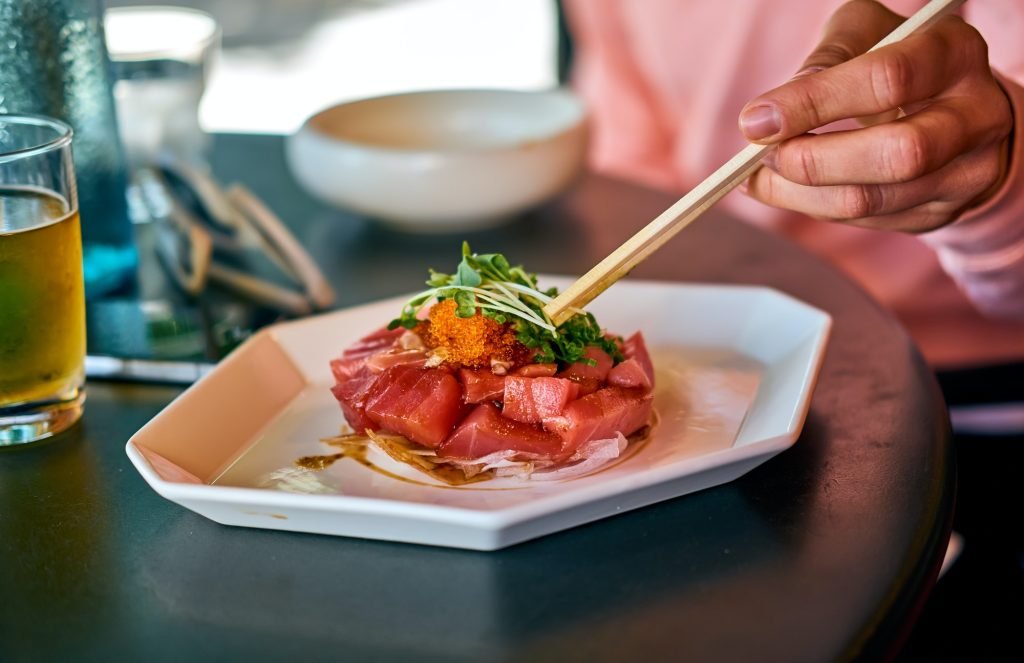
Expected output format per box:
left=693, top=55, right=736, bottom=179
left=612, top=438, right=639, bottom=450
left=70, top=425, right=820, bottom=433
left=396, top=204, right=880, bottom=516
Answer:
left=922, top=72, right=1024, bottom=321
left=563, top=0, right=677, bottom=192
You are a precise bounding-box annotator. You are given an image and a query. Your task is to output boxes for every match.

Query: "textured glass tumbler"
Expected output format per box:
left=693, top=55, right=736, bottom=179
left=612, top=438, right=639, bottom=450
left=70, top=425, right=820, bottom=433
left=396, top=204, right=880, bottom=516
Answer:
left=0, top=0, right=136, bottom=298
left=0, top=114, right=86, bottom=445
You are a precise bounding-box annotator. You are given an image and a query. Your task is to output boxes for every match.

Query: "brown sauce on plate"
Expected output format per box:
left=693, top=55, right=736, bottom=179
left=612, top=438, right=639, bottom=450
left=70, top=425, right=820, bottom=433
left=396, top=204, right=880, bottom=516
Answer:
left=295, top=410, right=658, bottom=489
left=295, top=453, right=345, bottom=471
left=296, top=436, right=489, bottom=488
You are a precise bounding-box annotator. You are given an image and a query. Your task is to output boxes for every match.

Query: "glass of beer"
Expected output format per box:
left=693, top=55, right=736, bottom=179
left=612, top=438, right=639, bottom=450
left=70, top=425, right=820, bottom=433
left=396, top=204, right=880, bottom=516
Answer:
left=0, top=114, right=86, bottom=445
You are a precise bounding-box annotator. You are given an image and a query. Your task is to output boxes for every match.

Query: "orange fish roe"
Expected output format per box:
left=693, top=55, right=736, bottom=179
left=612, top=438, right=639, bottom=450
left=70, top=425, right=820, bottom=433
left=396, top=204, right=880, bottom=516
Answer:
left=422, top=299, right=527, bottom=368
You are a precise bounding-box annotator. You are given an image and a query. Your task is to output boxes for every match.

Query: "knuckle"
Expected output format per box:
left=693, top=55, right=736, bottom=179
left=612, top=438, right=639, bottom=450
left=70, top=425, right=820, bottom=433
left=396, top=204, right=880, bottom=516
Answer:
left=938, top=17, right=989, bottom=76
left=976, top=83, right=1013, bottom=142
left=838, top=184, right=882, bottom=219
left=992, top=91, right=1014, bottom=137
left=886, top=125, right=931, bottom=182
left=808, top=42, right=859, bottom=69
left=870, top=50, right=913, bottom=108
left=781, top=142, right=821, bottom=185
left=789, top=81, right=824, bottom=128
left=972, top=150, right=1004, bottom=196
left=955, top=21, right=989, bottom=65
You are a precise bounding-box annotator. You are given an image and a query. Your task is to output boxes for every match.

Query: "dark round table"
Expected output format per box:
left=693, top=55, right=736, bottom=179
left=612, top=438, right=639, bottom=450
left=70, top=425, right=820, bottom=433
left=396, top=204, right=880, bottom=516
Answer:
left=0, top=134, right=953, bottom=662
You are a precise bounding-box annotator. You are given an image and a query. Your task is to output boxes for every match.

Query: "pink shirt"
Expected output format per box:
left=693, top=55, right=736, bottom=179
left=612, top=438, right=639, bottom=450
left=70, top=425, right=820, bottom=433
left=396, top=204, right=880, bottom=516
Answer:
left=564, top=0, right=1024, bottom=369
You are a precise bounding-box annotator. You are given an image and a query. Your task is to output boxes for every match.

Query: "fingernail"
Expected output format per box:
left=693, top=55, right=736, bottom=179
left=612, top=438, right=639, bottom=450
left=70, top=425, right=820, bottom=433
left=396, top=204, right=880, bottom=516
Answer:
left=792, top=65, right=826, bottom=80
left=740, top=104, right=781, bottom=140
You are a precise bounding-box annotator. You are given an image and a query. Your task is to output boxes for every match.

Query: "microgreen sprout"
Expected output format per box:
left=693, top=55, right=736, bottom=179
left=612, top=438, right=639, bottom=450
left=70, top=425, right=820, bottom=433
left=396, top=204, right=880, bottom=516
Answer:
left=389, top=243, right=623, bottom=366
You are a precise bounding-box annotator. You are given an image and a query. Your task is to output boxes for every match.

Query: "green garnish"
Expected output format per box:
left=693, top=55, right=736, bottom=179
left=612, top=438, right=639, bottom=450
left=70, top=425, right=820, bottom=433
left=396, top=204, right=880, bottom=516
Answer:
left=388, top=242, right=623, bottom=366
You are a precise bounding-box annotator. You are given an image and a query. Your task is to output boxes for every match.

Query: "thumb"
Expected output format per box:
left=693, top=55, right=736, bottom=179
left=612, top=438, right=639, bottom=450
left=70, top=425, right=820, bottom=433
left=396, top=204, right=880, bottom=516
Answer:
left=739, top=0, right=904, bottom=141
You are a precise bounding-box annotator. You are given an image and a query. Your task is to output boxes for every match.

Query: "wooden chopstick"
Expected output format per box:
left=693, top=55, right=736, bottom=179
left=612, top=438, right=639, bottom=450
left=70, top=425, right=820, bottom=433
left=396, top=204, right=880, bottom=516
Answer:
left=206, top=262, right=314, bottom=316
left=542, top=0, right=965, bottom=326
left=226, top=184, right=337, bottom=310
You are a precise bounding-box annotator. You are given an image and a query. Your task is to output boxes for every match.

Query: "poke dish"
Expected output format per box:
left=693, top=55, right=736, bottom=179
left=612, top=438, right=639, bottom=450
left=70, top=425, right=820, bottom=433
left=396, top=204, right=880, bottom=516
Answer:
left=325, top=244, right=657, bottom=485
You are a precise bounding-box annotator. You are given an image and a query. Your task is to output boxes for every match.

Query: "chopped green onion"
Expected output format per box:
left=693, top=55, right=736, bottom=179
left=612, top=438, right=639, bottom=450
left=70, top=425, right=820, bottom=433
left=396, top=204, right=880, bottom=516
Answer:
left=389, top=244, right=624, bottom=365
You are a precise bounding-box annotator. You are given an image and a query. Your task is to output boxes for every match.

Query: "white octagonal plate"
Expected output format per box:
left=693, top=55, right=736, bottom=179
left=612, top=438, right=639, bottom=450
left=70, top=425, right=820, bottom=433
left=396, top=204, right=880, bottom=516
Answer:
left=126, top=279, right=831, bottom=550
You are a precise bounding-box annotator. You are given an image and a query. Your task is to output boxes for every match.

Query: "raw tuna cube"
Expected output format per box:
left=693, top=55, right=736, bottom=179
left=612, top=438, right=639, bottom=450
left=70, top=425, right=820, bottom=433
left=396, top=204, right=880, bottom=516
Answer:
left=502, top=376, right=578, bottom=424
left=331, top=368, right=379, bottom=433
left=623, top=332, right=655, bottom=388
left=513, top=363, right=558, bottom=377
left=438, top=403, right=564, bottom=460
left=364, top=365, right=465, bottom=447
left=459, top=368, right=507, bottom=404
left=544, top=386, right=653, bottom=455
left=557, top=346, right=614, bottom=395
left=607, top=358, right=652, bottom=391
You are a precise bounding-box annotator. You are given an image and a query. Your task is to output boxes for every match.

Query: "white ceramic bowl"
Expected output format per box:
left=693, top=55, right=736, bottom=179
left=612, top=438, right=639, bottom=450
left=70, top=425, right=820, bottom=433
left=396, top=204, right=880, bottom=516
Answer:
left=285, top=89, right=588, bottom=232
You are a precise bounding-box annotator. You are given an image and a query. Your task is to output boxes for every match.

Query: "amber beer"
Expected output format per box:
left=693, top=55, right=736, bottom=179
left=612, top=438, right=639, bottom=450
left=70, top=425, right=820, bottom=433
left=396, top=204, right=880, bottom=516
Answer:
left=0, top=114, right=86, bottom=444
left=0, top=187, right=86, bottom=408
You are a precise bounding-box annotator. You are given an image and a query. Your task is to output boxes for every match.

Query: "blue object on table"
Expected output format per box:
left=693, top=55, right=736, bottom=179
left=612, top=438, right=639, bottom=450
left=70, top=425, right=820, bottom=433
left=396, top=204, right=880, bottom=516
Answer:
left=0, top=0, right=137, bottom=297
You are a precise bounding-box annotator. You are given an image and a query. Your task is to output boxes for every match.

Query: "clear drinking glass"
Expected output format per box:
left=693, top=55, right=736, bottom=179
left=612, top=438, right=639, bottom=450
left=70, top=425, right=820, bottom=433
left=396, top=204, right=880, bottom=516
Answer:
left=0, top=114, right=86, bottom=445
left=105, top=5, right=220, bottom=169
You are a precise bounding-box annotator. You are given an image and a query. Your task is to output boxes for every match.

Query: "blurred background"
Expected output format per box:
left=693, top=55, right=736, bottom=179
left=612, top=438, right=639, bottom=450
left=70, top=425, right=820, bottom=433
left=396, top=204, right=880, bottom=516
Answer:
left=106, top=0, right=560, bottom=135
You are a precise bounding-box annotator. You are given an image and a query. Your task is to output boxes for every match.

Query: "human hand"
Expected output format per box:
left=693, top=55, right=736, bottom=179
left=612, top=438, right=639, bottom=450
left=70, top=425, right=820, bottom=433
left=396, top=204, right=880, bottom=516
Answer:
left=738, top=0, right=1014, bottom=233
